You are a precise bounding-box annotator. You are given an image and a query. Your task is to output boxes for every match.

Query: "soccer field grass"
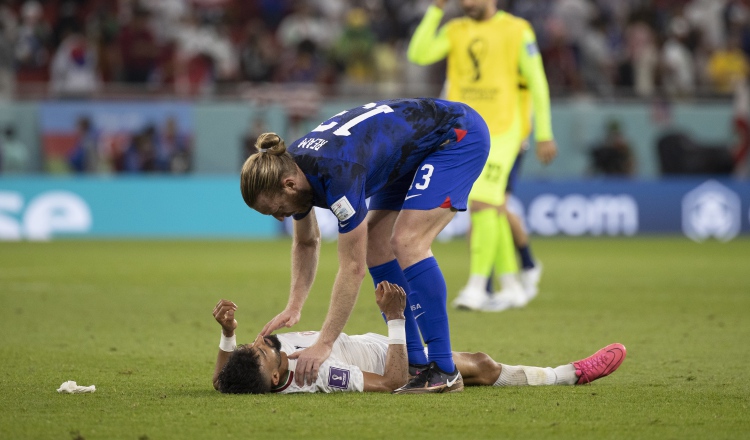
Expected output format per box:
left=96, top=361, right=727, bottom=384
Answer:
left=1, top=237, right=748, bottom=439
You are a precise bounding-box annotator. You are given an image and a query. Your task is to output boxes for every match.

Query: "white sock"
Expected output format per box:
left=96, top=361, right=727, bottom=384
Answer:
left=494, top=364, right=557, bottom=386
left=553, top=364, right=578, bottom=385
left=467, top=274, right=489, bottom=291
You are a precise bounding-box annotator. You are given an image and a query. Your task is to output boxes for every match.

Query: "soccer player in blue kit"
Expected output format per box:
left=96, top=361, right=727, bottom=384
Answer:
left=240, top=98, right=490, bottom=393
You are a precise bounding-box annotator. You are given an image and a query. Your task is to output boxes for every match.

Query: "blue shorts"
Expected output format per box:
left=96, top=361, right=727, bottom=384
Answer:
left=506, top=150, right=525, bottom=194
left=369, top=109, right=490, bottom=212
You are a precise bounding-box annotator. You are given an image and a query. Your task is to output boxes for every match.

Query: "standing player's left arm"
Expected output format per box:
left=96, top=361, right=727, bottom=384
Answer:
left=407, top=5, right=451, bottom=65
left=289, top=220, right=368, bottom=386
left=518, top=27, right=557, bottom=165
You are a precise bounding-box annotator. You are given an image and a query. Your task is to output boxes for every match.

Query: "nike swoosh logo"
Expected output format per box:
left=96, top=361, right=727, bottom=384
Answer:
left=404, top=194, right=422, bottom=200
left=339, top=222, right=349, bottom=228
left=446, top=374, right=459, bottom=387
left=414, top=312, right=425, bottom=319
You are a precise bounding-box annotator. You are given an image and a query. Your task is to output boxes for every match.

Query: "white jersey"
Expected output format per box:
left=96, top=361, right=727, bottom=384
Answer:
left=271, top=331, right=389, bottom=394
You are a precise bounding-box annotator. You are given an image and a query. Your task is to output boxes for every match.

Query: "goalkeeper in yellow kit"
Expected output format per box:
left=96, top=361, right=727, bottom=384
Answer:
left=408, top=0, right=557, bottom=311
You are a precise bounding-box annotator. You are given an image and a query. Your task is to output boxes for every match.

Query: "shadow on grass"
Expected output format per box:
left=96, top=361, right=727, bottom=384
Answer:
left=164, top=388, right=219, bottom=398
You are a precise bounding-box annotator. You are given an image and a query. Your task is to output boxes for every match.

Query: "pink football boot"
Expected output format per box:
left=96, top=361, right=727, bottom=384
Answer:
left=573, top=343, right=627, bottom=385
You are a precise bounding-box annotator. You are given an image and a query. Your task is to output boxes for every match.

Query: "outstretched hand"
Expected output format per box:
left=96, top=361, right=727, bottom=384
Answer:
left=213, top=299, right=237, bottom=336
left=260, top=308, right=301, bottom=337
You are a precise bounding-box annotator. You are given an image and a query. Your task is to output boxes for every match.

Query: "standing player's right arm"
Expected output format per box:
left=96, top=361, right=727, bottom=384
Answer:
left=260, top=210, right=321, bottom=336
left=289, top=209, right=321, bottom=312
left=407, top=3, right=451, bottom=65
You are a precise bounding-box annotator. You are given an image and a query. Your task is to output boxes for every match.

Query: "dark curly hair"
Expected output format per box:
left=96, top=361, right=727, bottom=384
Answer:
left=217, top=347, right=272, bottom=394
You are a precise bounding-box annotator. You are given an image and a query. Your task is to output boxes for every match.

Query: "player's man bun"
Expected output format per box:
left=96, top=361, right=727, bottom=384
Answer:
left=255, top=132, right=287, bottom=155
left=240, top=132, right=297, bottom=208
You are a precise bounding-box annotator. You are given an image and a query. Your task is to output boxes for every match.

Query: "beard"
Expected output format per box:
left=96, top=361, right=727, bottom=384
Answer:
left=291, top=187, right=314, bottom=215
left=265, top=334, right=282, bottom=354
left=263, top=334, right=284, bottom=368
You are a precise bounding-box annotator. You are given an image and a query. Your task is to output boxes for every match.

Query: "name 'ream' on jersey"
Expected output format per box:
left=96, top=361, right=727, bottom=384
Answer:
left=296, top=137, right=328, bottom=151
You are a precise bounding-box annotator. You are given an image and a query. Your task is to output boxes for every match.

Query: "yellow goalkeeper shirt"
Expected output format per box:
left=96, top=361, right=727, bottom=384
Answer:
left=408, top=6, right=553, bottom=141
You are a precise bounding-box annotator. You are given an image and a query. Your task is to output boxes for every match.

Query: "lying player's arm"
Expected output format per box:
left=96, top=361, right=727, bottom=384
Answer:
left=260, top=210, right=321, bottom=336
left=212, top=299, right=238, bottom=390
left=362, top=281, right=409, bottom=392
left=407, top=3, right=451, bottom=65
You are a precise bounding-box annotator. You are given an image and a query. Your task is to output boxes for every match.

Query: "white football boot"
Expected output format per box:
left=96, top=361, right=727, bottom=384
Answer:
left=452, top=286, right=489, bottom=311
left=482, top=281, right=528, bottom=312
left=520, top=262, right=543, bottom=301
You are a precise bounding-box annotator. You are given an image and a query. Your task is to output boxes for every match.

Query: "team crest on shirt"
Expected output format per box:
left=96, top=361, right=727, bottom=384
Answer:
left=328, top=367, right=350, bottom=389
left=331, top=196, right=355, bottom=223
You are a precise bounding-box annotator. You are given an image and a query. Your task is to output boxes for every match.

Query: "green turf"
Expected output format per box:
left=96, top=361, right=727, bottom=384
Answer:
left=1, top=238, right=748, bottom=440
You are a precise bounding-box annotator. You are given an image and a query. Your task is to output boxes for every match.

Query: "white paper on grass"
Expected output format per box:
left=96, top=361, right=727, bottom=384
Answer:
left=57, top=380, right=96, bottom=393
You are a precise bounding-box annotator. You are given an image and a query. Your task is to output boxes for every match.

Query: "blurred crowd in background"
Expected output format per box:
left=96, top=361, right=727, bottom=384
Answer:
left=1, top=0, right=750, bottom=176
left=64, top=114, right=191, bottom=174
left=0, top=0, right=748, bottom=99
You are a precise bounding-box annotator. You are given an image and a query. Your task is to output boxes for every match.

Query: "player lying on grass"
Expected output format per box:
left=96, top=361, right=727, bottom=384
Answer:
left=212, top=282, right=626, bottom=394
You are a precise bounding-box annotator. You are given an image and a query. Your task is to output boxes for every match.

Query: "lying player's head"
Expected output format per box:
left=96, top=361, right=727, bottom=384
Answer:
left=240, top=133, right=312, bottom=220
left=217, top=334, right=283, bottom=394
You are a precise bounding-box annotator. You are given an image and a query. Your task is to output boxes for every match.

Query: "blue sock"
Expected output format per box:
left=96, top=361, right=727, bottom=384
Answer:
left=403, top=257, right=455, bottom=373
left=518, top=246, right=535, bottom=270
left=369, top=259, right=427, bottom=365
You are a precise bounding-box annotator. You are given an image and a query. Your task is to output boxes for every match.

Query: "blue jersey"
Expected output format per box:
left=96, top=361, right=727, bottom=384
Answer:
left=290, top=98, right=486, bottom=232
